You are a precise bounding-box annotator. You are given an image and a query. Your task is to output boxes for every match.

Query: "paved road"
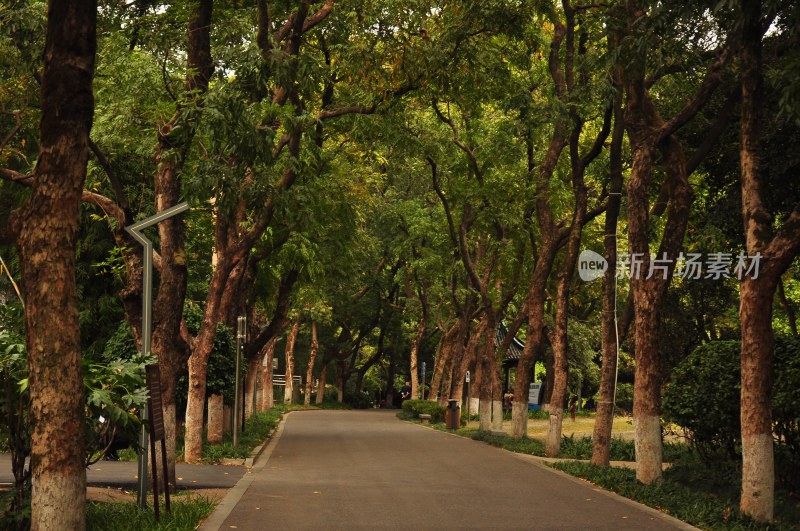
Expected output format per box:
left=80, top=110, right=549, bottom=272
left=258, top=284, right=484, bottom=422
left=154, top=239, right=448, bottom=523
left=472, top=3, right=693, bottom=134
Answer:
left=211, top=410, right=692, bottom=530
left=0, top=453, right=245, bottom=489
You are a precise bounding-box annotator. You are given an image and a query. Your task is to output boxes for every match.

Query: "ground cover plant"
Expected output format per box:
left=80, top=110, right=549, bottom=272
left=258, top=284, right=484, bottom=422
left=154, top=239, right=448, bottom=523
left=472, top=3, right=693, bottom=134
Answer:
left=86, top=494, right=215, bottom=531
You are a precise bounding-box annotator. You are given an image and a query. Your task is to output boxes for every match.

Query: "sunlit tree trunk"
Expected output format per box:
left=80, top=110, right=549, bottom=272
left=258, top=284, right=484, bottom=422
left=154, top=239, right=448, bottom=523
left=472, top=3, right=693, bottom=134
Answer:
left=429, top=322, right=459, bottom=402
left=409, top=320, right=424, bottom=399
left=316, top=359, right=328, bottom=405
left=304, top=321, right=318, bottom=406
left=244, top=356, right=259, bottom=419
left=258, top=338, right=276, bottom=412
left=207, top=395, right=223, bottom=444
left=284, top=318, right=301, bottom=404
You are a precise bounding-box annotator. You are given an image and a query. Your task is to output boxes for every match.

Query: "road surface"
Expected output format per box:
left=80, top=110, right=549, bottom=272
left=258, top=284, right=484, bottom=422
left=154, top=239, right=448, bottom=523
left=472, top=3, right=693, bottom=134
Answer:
left=210, top=410, right=693, bottom=530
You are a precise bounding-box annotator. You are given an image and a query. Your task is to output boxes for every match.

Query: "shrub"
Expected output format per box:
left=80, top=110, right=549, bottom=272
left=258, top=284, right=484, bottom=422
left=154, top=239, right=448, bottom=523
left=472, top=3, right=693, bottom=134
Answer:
left=343, top=390, right=372, bottom=409
left=614, top=383, right=633, bottom=414
left=662, top=340, right=741, bottom=459
left=663, top=337, right=800, bottom=488
left=401, top=400, right=446, bottom=423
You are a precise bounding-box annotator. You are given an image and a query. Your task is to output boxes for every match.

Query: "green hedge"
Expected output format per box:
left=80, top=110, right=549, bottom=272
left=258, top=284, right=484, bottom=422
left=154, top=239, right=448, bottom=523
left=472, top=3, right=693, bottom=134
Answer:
left=402, top=400, right=446, bottom=423
left=663, top=337, right=800, bottom=492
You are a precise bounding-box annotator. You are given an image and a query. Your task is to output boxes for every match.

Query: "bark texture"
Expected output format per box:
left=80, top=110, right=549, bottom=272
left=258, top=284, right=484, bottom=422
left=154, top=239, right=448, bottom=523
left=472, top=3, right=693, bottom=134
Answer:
left=304, top=321, right=318, bottom=405
left=258, top=338, right=277, bottom=412
left=592, top=67, right=625, bottom=466
left=737, top=0, right=800, bottom=519
left=12, top=1, right=97, bottom=528
left=207, top=395, right=223, bottom=444
left=284, top=318, right=301, bottom=404
left=156, top=0, right=213, bottom=468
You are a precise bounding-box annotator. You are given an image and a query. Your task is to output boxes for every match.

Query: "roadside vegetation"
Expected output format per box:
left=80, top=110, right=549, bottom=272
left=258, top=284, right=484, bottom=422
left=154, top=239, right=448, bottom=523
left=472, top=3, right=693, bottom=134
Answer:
left=551, top=461, right=800, bottom=530
left=1, top=0, right=798, bottom=528
left=86, top=494, right=215, bottom=531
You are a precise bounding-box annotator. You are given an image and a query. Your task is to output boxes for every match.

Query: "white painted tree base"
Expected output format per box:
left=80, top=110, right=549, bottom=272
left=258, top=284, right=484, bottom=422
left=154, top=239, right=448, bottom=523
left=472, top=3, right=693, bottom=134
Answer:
left=511, top=402, right=528, bottom=438
left=634, top=414, right=663, bottom=484
left=741, top=432, right=774, bottom=522
left=32, top=471, right=85, bottom=530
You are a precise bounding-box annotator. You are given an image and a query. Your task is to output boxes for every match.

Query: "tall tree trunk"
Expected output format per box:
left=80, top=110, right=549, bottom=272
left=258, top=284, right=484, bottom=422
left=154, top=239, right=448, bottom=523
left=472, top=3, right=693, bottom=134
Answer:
left=409, top=320, right=425, bottom=399
left=593, top=73, right=625, bottom=466
left=158, top=0, right=214, bottom=467
left=336, top=360, right=344, bottom=402
left=546, top=228, right=585, bottom=456
left=244, top=356, right=259, bottom=419
left=207, top=395, right=223, bottom=444
left=737, top=2, right=800, bottom=518
left=284, top=318, right=301, bottom=404
left=478, top=313, right=502, bottom=431
left=740, top=278, right=777, bottom=521
left=429, top=322, right=459, bottom=402
left=12, top=2, right=96, bottom=527
left=451, top=317, right=483, bottom=404
left=304, top=321, right=318, bottom=405
left=316, top=359, right=328, bottom=405
left=258, top=337, right=276, bottom=412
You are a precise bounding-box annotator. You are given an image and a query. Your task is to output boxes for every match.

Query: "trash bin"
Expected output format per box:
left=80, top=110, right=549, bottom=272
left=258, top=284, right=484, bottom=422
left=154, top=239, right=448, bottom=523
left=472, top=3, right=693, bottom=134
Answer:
left=445, top=399, right=460, bottom=429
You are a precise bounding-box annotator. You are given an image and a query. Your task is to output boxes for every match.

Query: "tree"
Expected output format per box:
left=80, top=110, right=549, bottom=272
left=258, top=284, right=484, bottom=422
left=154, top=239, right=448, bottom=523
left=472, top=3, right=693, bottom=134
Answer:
left=617, top=0, right=733, bottom=484
left=7, top=1, right=97, bottom=528
left=737, top=0, right=800, bottom=520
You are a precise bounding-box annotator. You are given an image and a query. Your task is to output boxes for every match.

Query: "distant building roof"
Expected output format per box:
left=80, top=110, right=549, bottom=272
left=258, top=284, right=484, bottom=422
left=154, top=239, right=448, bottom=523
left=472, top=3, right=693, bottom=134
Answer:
left=496, top=322, right=525, bottom=362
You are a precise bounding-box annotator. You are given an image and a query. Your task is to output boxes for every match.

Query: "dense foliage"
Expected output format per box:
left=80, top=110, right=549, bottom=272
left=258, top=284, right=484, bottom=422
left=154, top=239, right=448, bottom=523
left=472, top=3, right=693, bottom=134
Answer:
left=663, top=338, right=800, bottom=489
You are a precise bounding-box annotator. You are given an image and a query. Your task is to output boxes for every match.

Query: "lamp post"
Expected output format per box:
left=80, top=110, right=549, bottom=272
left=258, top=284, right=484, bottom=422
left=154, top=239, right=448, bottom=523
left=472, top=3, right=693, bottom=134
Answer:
left=125, top=202, right=189, bottom=509
left=234, top=315, right=246, bottom=448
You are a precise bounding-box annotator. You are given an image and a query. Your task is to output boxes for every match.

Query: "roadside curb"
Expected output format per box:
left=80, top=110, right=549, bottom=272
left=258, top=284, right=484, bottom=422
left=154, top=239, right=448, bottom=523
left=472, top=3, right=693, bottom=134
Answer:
left=513, top=453, right=700, bottom=531
left=198, top=411, right=291, bottom=531
left=402, top=418, right=693, bottom=530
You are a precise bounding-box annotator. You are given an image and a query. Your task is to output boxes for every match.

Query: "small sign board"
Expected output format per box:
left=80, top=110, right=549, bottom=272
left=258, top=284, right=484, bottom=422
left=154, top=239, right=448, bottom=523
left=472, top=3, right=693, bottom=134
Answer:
left=528, top=382, right=543, bottom=411
left=465, top=370, right=470, bottom=383
left=145, top=365, right=165, bottom=440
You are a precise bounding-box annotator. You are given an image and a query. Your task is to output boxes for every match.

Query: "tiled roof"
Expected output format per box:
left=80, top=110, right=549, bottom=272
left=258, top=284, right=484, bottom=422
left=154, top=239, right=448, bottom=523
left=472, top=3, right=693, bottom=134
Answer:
left=496, top=322, right=525, bottom=361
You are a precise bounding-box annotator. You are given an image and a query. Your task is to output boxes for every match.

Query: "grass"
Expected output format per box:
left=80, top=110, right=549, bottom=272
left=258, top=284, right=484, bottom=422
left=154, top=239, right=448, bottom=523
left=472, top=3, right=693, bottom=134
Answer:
left=86, top=493, right=215, bottom=531
left=196, top=408, right=284, bottom=463
left=115, top=402, right=351, bottom=463
left=425, top=418, right=691, bottom=463
left=550, top=461, right=799, bottom=530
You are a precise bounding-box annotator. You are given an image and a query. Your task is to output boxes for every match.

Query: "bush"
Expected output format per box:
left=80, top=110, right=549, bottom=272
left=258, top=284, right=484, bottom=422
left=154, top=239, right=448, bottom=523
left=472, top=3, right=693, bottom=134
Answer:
left=663, top=337, right=800, bottom=489
left=614, top=383, right=633, bottom=414
left=550, top=462, right=762, bottom=530
left=343, top=390, right=372, bottom=409
left=401, top=400, right=446, bottom=423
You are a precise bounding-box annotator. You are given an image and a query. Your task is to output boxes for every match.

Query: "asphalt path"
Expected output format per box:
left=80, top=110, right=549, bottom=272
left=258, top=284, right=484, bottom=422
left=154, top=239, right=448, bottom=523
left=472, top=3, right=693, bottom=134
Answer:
left=211, top=410, right=693, bottom=530
left=0, top=453, right=245, bottom=489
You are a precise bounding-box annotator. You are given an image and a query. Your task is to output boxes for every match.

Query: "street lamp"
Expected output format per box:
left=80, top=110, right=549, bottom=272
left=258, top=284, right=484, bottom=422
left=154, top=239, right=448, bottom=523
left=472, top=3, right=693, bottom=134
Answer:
left=234, top=315, right=246, bottom=448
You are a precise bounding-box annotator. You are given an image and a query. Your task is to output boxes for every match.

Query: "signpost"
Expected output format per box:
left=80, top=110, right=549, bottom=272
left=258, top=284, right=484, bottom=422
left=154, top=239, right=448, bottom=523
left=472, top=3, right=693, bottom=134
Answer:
left=528, top=382, right=543, bottom=410
left=125, top=202, right=190, bottom=509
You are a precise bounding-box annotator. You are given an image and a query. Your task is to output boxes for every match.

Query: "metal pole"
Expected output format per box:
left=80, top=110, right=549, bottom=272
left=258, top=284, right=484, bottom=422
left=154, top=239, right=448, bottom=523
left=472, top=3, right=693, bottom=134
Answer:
left=233, top=318, right=242, bottom=448
left=420, top=362, right=426, bottom=400
left=125, top=202, right=189, bottom=509
left=135, top=241, right=152, bottom=509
